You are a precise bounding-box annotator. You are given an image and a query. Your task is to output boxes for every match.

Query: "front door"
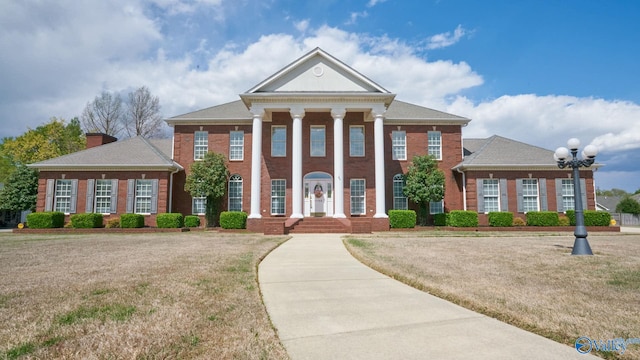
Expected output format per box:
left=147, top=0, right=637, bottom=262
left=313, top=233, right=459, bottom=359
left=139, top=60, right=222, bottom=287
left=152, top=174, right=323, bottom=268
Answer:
left=303, top=172, right=333, bottom=217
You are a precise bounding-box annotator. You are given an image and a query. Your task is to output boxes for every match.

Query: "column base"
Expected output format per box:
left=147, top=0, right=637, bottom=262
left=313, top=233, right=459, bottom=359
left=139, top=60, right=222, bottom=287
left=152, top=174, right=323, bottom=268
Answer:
left=290, top=213, right=304, bottom=219
left=333, top=213, right=346, bottom=219
left=248, top=214, right=262, bottom=219
left=373, top=213, right=388, bottom=218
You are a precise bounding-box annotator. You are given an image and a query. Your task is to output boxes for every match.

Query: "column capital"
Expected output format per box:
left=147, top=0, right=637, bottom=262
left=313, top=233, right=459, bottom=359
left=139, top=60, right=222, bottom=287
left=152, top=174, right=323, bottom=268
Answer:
left=250, top=106, right=265, bottom=118
left=331, top=108, right=346, bottom=119
left=289, top=107, right=305, bottom=119
left=370, top=105, right=386, bottom=119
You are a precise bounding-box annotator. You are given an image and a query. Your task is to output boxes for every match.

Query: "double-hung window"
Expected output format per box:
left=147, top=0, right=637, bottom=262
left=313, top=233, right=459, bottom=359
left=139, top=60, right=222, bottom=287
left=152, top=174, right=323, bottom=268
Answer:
left=194, top=131, right=208, bottom=160
left=229, top=131, right=244, bottom=161
left=350, top=126, right=365, bottom=157
left=483, top=179, right=500, bottom=213
left=228, top=175, right=243, bottom=211
left=271, top=126, right=286, bottom=157
left=135, top=180, right=153, bottom=214
left=54, top=180, right=72, bottom=213
left=430, top=201, right=444, bottom=214
left=561, top=179, right=575, bottom=211
left=522, top=179, right=539, bottom=212
left=271, top=179, right=286, bottom=215
left=192, top=196, right=206, bottom=215
left=392, top=131, right=406, bottom=160
left=95, top=179, right=112, bottom=214
left=428, top=131, right=442, bottom=160
left=310, top=126, right=325, bottom=157
left=392, top=174, right=407, bottom=210
left=350, top=179, right=366, bottom=215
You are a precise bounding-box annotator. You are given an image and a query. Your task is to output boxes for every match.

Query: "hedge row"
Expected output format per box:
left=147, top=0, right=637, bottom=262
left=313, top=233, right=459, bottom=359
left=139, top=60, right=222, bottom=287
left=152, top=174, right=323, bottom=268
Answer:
left=26, top=212, right=65, bottom=229
left=565, top=210, right=612, bottom=226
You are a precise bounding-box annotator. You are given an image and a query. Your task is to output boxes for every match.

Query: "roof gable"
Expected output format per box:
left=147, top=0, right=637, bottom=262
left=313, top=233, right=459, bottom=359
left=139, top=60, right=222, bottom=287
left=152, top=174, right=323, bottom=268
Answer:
left=29, top=137, right=181, bottom=170
left=245, top=48, right=389, bottom=94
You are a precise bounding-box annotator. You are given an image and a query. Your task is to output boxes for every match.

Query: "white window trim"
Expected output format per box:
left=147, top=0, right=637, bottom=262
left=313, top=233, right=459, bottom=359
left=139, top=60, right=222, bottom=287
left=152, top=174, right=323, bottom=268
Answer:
left=310, top=125, right=326, bottom=157
left=350, top=179, right=366, bottom=215
left=483, top=179, right=500, bottom=213
left=521, top=179, right=540, bottom=213
left=229, top=130, right=244, bottom=161
left=271, top=179, right=286, bottom=215
left=392, top=131, right=407, bottom=161
left=271, top=126, right=287, bottom=157
left=94, top=179, right=112, bottom=214
left=192, top=196, right=206, bottom=215
left=54, top=179, right=72, bottom=214
left=428, top=131, right=442, bottom=160
left=228, top=175, right=243, bottom=212
left=392, top=174, right=407, bottom=210
left=134, top=179, right=153, bottom=215
left=349, top=125, right=365, bottom=157
left=194, top=131, right=208, bottom=161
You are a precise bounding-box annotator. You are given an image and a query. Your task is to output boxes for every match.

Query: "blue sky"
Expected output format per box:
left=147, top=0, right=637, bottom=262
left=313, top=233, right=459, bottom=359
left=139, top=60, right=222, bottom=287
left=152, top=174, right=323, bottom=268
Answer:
left=1, top=0, right=640, bottom=192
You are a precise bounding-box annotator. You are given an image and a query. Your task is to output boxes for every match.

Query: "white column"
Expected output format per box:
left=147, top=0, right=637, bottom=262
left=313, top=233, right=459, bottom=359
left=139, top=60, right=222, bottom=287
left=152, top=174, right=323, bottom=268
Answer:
left=373, top=107, right=388, bottom=218
left=290, top=107, right=305, bottom=218
left=332, top=108, right=346, bottom=218
left=249, top=107, right=263, bottom=219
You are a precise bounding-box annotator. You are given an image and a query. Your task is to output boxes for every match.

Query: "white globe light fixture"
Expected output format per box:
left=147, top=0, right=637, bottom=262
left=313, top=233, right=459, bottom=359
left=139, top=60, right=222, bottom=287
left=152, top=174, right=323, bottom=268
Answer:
left=553, top=139, right=598, bottom=255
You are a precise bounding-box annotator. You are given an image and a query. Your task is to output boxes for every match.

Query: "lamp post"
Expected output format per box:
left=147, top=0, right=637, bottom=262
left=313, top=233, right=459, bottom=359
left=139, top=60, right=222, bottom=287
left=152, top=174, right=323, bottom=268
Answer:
left=554, top=138, right=598, bottom=255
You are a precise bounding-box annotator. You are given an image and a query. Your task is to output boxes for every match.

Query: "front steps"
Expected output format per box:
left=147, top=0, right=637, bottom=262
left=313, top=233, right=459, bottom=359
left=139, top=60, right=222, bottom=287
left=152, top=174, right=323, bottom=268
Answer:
left=287, top=217, right=349, bottom=234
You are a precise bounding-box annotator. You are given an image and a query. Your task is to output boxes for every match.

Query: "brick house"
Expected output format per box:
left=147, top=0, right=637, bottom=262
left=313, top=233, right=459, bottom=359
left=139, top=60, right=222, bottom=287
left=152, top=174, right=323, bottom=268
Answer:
left=29, top=48, right=599, bottom=231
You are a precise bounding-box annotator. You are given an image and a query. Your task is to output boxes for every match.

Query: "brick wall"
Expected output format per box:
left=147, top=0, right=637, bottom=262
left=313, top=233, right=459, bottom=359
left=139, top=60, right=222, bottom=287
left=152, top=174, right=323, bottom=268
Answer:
left=172, top=113, right=469, bottom=220
left=37, top=170, right=172, bottom=227
left=464, top=169, right=596, bottom=215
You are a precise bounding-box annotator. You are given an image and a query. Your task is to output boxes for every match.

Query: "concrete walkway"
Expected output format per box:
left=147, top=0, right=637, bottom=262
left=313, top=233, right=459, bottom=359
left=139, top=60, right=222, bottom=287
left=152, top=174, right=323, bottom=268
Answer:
left=259, top=234, right=598, bottom=360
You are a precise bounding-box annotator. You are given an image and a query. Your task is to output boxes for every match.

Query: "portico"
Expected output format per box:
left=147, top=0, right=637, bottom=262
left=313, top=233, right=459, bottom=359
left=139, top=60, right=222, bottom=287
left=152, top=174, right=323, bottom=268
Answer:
left=240, top=48, right=395, bottom=222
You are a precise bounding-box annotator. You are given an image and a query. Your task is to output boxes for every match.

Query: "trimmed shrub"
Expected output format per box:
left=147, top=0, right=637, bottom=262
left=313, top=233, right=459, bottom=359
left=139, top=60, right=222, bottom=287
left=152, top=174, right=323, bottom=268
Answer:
left=558, top=216, right=570, bottom=226
left=70, top=213, right=104, bottom=228
left=448, top=210, right=478, bottom=227
left=220, top=211, right=247, bottom=229
left=120, top=214, right=145, bottom=228
left=585, top=211, right=611, bottom=226
left=156, top=213, right=184, bottom=228
left=564, top=210, right=611, bottom=226
left=184, top=215, right=201, bottom=228
left=513, top=217, right=526, bottom=226
left=105, top=218, right=120, bottom=228
left=26, top=212, right=65, bottom=229
left=488, top=212, right=513, bottom=227
left=433, top=213, right=448, bottom=226
left=526, top=211, right=560, bottom=226
left=389, top=210, right=416, bottom=228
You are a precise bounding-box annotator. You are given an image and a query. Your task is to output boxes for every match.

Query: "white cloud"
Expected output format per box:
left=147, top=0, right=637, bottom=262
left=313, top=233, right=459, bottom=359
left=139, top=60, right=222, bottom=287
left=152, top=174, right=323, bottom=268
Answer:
left=2, top=0, right=640, bottom=191
left=367, top=0, right=388, bottom=7
left=346, top=11, right=368, bottom=25
left=294, top=19, right=310, bottom=33
left=426, top=24, right=467, bottom=50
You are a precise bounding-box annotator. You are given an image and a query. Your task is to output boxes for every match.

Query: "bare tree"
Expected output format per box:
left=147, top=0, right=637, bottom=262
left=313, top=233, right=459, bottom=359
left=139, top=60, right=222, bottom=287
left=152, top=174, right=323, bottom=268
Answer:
left=80, top=91, right=124, bottom=137
left=124, top=86, right=163, bottom=138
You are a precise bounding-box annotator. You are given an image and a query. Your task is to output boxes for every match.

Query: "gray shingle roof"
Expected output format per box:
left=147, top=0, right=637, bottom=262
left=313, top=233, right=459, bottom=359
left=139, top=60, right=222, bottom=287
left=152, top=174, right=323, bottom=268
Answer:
left=456, top=135, right=558, bottom=170
left=167, top=100, right=252, bottom=123
left=385, top=100, right=470, bottom=122
left=166, top=98, right=469, bottom=124
left=29, top=137, right=182, bottom=170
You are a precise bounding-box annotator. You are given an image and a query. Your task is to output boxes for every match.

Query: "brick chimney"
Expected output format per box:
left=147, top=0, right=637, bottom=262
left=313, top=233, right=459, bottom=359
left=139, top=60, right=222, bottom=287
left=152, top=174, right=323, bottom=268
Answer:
left=86, top=133, right=118, bottom=149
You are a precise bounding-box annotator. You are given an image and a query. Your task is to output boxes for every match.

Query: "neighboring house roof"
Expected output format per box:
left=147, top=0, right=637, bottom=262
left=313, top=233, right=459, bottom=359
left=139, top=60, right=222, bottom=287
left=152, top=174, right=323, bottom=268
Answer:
left=28, top=137, right=182, bottom=171
left=596, top=196, right=623, bottom=212
left=454, top=135, right=602, bottom=171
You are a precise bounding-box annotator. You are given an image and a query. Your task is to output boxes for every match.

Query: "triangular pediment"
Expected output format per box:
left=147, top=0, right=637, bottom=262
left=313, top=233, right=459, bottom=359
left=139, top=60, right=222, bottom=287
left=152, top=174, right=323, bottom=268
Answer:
left=245, top=48, right=389, bottom=94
